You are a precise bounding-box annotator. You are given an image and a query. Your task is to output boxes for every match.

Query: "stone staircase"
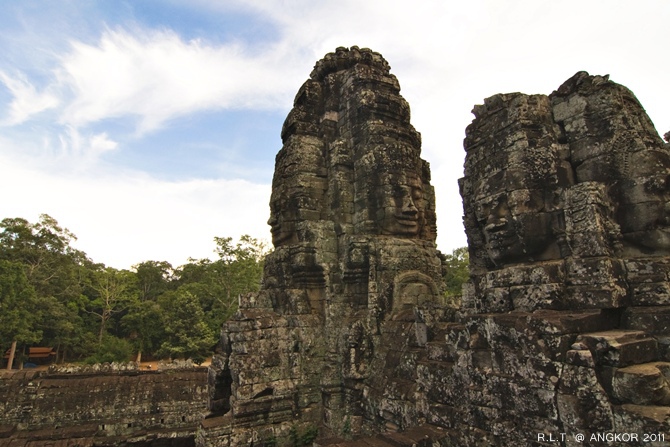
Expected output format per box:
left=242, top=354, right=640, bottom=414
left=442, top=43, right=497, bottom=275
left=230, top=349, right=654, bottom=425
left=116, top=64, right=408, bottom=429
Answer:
left=571, top=329, right=670, bottom=410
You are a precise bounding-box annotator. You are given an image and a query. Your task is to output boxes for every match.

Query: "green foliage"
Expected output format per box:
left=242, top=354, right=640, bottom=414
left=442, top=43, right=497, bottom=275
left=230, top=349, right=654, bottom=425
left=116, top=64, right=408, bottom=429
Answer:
left=0, top=214, right=268, bottom=364
left=121, top=299, right=165, bottom=356
left=175, top=235, right=269, bottom=336
left=444, top=246, right=470, bottom=298
left=133, top=260, right=174, bottom=302
left=300, top=425, right=318, bottom=445
left=0, top=215, right=92, bottom=361
left=84, top=334, right=134, bottom=364
left=288, top=426, right=299, bottom=447
left=0, top=259, right=41, bottom=352
left=342, top=417, right=351, bottom=435
left=0, top=214, right=90, bottom=302
left=86, top=267, right=138, bottom=344
left=156, top=289, right=216, bottom=364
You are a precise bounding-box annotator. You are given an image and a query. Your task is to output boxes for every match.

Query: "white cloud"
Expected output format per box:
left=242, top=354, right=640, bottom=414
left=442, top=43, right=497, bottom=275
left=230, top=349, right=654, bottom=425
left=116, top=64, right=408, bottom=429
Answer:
left=0, top=148, right=271, bottom=269
left=56, top=27, right=302, bottom=133
left=1, top=26, right=306, bottom=135
left=57, top=126, right=118, bottom=163
left=0, top=71, right=59, bottom=124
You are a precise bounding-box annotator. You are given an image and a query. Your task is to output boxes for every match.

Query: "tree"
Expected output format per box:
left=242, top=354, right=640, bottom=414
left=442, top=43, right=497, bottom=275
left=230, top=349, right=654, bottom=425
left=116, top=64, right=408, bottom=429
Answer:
left=444, top=247, right=470, bottom=298
left=209, top=234, right=267, bottom=320
left=0, top=215, right=89, bottom=301
left=0, top=216, right=269, bottom=364
left=0, top=215, right=93, bottom=360
left=174, top=235, right=268, bottom=334
left=0, top=260, right=41, bottom=369
left=86, top=267, right=137, bottom=345
left=175, top=234, right=267, bottom=300
left=121, top=299, right=165, bottom=360
left=84, top=334, right=134, bottom=364
left=157, top=289, right=216, bottom=364
left=133, top=260, right=173, bottom=302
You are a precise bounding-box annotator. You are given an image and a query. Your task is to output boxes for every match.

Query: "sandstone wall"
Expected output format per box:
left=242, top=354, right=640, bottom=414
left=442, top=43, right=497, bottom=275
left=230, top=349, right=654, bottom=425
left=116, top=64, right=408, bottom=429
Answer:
left=0, top=366, right=208, bottom=446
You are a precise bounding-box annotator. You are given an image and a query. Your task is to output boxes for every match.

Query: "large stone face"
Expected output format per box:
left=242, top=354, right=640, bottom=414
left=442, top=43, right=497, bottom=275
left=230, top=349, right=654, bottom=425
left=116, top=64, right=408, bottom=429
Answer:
left=452, top=71, right=670, bottom=445
left=200, top=47, right=445, bottom=446
left=461, top=72, right=670, bottom=313
left=551, top=73, right=670, bottom=256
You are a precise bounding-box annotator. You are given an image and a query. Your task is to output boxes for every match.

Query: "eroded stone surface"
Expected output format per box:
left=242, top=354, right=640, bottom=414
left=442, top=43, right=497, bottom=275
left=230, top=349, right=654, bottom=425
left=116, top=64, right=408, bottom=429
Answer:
left=200, top=53, right=670, bottom=447
left=0, top=367, right=208, bottom=446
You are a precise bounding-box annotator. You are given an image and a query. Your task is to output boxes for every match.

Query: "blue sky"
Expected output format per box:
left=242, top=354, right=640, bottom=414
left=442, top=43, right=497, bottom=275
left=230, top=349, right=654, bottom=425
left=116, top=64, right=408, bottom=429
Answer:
left=1, top=1, right=668, bottom=268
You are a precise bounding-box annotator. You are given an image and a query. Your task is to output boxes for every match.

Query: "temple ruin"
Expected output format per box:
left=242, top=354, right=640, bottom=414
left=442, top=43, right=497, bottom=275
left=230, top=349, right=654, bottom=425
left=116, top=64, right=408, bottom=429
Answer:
left=200, top=48, right=670, bottom=446
left=1, top=47, right=669, bottom=446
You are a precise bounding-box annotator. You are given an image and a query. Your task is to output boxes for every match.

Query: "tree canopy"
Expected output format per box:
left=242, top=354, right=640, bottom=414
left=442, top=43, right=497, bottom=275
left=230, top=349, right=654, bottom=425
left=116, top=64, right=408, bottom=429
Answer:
left=0, top=214, right=268, bottom=366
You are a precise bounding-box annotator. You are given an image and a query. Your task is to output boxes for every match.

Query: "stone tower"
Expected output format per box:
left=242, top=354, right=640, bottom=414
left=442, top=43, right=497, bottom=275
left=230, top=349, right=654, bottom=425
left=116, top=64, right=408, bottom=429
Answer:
left=198, top=47, right=446, bottom=446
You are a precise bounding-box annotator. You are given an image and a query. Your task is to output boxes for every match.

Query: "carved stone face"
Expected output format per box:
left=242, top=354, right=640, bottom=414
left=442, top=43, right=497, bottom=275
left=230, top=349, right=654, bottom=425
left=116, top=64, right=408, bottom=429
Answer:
left=393, top=271, right=439, bottom=310
left=378, top=174, right=424, bottom=236
left=267, top=192, right=298, bottom=247
left=267, top=163, right=327, bottom=247
left=617, top=150, right=670, bottom=251
left=268, top=185, right=315, bottom=247
left=474, top=190, right=554, bottom=266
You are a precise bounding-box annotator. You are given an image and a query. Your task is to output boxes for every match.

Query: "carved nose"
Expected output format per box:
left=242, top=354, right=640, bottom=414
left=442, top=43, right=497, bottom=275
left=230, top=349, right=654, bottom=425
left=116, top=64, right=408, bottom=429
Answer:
left=402, top=197, right=418, bottom=215
left=267, top=215, right=277, bottom=226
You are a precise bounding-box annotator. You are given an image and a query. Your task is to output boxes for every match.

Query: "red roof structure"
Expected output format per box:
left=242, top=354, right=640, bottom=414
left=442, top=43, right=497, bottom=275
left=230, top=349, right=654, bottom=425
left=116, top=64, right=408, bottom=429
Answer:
left=3, top=347, right=56, bottom=359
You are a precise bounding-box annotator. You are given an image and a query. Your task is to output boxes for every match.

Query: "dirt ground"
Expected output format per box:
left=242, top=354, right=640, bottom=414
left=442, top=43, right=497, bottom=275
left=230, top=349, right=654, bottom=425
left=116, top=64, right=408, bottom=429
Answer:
left=139, top=357, right=212, bottom=370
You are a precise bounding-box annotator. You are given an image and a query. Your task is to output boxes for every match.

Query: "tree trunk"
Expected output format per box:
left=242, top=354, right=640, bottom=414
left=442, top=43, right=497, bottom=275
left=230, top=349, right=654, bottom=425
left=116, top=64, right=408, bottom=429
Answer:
left=6, top=340, right=17, bottom=370
left=136, top=351, right=142, bottom=363
left=18, top=346, right=24, bottom=370
left=98, top=315, right=107, bottom=345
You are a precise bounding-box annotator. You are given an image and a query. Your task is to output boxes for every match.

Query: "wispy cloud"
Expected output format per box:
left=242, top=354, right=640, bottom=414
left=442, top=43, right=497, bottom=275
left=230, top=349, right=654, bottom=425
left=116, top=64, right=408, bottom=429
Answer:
left=0, top=70, right=59, bottom=124
left=0, top=22, right=306, bottom=177
left=56, top=27, right=301, bottom=134
left=57, top=127, right=118, bottom=166
left=1, top=25, right=304, bottom=137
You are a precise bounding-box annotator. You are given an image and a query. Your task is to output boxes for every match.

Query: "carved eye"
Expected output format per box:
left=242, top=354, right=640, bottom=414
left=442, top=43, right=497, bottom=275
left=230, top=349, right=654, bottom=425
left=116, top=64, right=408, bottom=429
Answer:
left=475, top=203, right=488, bottom=222
left=412, top=187, right=423, bottom=201
left=644, top=175, right=669, bottom=193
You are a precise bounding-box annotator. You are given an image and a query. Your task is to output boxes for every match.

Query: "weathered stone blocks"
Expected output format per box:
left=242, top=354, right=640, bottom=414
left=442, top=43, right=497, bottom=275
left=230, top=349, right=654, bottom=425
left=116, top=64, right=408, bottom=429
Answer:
left=198, top=51, right=670, bottom=447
